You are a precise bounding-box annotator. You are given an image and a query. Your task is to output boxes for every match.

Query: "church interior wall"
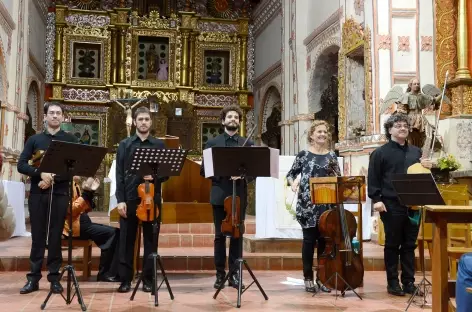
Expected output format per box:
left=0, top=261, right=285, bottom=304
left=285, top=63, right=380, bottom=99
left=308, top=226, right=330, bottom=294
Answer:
left=254, top=14, right=282, bottom=78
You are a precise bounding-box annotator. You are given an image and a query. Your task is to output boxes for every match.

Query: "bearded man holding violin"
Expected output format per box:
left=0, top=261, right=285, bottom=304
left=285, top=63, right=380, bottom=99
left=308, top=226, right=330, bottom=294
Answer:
left=368, top=113, right=434, bottom=297
left=17, top=102, right=78, bottom=295
left=115, top=106, right=168, bottom=293
left=200, top=105, right=254, bottom=290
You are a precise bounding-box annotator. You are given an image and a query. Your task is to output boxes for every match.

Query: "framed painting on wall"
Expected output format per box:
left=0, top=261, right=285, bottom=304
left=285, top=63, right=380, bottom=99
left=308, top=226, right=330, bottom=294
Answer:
left=61, top=119, right=100, bottom=146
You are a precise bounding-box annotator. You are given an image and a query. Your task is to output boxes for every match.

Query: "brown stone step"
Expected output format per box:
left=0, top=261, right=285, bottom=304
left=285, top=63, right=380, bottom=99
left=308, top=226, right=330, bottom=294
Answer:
left=3, top=246, right=431, bottom=273
left=156, top=220, right=256, bottom=235
left=243, top=235, right=302, bottom=253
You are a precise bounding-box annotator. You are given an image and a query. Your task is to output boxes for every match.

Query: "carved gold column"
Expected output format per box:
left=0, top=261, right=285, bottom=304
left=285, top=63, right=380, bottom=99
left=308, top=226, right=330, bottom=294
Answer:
left=435, top=0, right=457, bottom=85
left=456, top=0, right=471, bottom=78
left=115, top=8, right=130, bottom=84
left=468, top=0, right=472, bottom=73
left=110, top=12, right=118, bottom=84
left=188, top=32, right=197, bottom=87
left=239, top=19, right=249, bottom=91
left=54, top=6, right=67, bottom=82
left=181, top=31, right=189, bottom=86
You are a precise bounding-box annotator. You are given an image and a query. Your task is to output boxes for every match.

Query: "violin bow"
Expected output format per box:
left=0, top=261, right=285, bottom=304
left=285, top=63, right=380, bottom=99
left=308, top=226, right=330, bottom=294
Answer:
left=242, top=125, right=257, bottom=147
left=429, top=70, right=449, bottom=159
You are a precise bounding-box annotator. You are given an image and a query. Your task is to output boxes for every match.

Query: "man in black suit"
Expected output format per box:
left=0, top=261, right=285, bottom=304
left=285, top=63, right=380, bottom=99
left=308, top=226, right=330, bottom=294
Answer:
left=115, top=106, right=168, bottom=293
left=200, top=105, right=253, bottom=289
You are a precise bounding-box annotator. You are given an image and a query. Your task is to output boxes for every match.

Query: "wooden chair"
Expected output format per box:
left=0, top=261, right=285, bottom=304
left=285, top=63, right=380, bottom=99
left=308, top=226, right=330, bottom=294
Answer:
left=61, top=238, right=93, bottom=281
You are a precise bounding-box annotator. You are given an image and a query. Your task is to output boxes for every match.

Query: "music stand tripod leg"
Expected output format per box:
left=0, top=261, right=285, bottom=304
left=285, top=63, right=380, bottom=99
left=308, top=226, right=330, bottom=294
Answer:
left=41, top=173, right=87, bottom=312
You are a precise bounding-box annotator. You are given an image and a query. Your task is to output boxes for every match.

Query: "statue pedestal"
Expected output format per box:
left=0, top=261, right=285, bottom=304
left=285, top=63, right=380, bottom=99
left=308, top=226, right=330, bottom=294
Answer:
left=437, top=116, right=472, bottom=170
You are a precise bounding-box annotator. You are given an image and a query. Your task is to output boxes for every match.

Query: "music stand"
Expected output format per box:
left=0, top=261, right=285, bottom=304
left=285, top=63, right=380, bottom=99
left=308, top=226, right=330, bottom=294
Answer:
left=39, top=140, right=108, bottom=311
left=204, top=146, right=278, bottom=308
left=391, top=173, right=445, bottom=311
left=128, top=147, right=188, bottom=307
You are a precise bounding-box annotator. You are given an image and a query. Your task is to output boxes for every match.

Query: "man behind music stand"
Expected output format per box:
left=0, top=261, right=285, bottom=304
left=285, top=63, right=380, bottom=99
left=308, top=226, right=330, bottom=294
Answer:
left=128, top=147, right=188, bottom=306
left=391, top=173, right=445, bottom=310
left=204, top=146, right=278, bottom=308
left=38, top=140, right=107, bottom=311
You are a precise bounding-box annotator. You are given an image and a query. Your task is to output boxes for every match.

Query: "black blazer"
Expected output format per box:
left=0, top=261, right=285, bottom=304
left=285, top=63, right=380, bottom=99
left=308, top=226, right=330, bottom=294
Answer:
left=200, top=133, right=254, bottom=206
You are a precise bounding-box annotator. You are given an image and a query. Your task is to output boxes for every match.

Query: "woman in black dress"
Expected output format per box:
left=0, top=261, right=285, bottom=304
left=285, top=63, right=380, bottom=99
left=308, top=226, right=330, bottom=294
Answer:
left=286, top=120, right=340, bottom=293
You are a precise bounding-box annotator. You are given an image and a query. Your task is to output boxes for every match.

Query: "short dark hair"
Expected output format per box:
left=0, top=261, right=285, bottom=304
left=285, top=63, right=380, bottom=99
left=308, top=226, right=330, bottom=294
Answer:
left=133, top=106, right=150, bottom=119
left=220, top=105, right=243, bottom=121
left=44, top=102, right=64, bottom=115
left=384, top=113, right=410, bottom=140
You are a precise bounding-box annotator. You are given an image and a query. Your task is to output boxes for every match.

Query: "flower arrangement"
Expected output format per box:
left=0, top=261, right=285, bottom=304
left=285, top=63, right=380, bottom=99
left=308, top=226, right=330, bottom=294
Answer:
left=436, top=154, right=461, bottom=171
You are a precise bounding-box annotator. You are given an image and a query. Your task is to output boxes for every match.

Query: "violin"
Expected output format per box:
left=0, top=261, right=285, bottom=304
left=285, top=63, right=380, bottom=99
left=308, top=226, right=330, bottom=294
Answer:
left=136, top=180, right=158, bottom=222
left=317, top=160, right=364, bottom=292
left=221, top=127, right=256, bottom=238
left=29, top=149, right=45, bottom=168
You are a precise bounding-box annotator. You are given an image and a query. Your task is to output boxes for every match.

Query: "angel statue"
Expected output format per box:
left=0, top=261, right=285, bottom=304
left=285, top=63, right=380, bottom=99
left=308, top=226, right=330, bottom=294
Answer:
left=380, top=78, right=450, bottom=151
left=113, top=98, right=146, bottom=137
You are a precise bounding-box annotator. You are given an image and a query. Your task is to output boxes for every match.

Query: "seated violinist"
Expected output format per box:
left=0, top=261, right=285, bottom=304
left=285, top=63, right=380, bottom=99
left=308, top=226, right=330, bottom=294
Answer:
left=63, top=177, right=120, bottom=282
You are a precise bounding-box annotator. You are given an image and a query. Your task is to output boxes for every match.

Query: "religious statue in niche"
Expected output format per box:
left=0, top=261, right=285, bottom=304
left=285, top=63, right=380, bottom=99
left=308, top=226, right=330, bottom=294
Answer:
left=380, top=78, right=449, bottom=151
left=157, top=58, right=168, bottom=81
left=146, top=44, right=158, bottom=79
left=112, top=98, right=147, bottom=137
left=345, top=54, right=366, bottom=139
left=317, top=75, right=339, bottom=147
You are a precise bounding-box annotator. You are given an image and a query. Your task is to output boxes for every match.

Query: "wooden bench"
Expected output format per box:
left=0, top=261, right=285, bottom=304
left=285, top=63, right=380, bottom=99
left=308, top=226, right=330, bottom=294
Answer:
left=61, top=238, right=92, bottom=281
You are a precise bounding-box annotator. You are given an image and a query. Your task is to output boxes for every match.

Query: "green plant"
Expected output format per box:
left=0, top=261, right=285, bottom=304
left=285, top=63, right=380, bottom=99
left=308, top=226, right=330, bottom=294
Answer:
left=437, top=154, right=461, bottom=171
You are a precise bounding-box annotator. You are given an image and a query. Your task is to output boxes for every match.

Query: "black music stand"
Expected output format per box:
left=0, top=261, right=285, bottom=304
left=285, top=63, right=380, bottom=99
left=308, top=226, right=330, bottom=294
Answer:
left=128, top=147, right=188, bottom=306
left=391, top=173, right=445, bottom=311
left=206, top=146, right=276, bottom=308
left=39, top=140, right=107, bottom=311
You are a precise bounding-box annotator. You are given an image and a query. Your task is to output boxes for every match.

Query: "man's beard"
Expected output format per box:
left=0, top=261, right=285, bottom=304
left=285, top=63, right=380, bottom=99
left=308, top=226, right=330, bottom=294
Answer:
left=137, top=126, right=149, bottom=134
left=224, top=123, right=239, bottom=131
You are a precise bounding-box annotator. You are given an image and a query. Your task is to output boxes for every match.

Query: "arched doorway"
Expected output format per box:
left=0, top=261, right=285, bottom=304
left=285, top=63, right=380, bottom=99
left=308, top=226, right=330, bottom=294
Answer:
left=25, top=82, right=40, bottom=143
left=309, top=45, right=340, bottom=149
left=260, top=86, right=282, bottom=151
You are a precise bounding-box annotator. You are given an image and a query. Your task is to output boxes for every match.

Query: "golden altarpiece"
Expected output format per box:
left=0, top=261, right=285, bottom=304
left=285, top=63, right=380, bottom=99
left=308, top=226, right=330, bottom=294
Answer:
left=46, top=4, right=252, bottom=211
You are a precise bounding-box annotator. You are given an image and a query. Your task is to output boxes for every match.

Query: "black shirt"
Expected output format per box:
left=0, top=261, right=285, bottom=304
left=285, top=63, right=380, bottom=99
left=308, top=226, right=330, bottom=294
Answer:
left=367, top=140, right=422, bottom=205
left=115, top=134, right=168, bottom=203
left=224, top=132, right=240, bottom=147
left=17, top=129, right=78, bottom=195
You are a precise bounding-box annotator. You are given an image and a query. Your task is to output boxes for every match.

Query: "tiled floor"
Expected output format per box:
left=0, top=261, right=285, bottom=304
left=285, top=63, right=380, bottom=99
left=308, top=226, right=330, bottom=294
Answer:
left=0, top=271, right=431, bottom=311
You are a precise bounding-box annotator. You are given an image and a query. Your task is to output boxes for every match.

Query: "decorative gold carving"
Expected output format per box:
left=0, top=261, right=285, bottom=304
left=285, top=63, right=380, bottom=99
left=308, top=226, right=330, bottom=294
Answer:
left=116, top=9, right=129, bottom=25
left=65, top=110, right=108, bottom=147
left=132, top=90, right=178, bottom=102
left=455, top=0, right=471, bottom=78
left=450, top=83, right=472, bottom=115
left=195, top=42, right=240, bottom=91
left=63, top=25, right=111, bottom=86
left=195, top=115, right=220, bottom=153
left=338, top=18, right=372, bottom=141
left=52, top=84, right=63, bottom=99
left=181, top=31, right=189, bottom=86
left=55, top=26, right=64, bottom=82
left=178, top=89, right=195, bottom=105
left=132, top=10, right=179, bottom=30
left=435, top=0, right=457, bottom=85
left=239, top=19, right=249, bottom=36
left=130, top=29, right=179, bottom=88
left=55, top=6, right=67, bottom=24
left=197, top=32, right=238, bottom=43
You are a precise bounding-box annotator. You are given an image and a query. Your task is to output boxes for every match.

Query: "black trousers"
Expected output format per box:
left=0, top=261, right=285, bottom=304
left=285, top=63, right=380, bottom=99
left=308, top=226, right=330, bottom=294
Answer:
left=78, top=214, right=120, bottom=278
left=118, top=201, right=159, bottom=283
left=380, top=200, right=420, bottom=286
left=302, top=226, right=326, bottom=280
left=27, top=193, right=69, bottom=283
left=212, top=205, right=241, bottom=277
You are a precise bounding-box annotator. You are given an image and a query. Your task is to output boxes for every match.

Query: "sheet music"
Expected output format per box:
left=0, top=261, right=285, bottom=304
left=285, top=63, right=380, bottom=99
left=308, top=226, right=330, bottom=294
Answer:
left=202, top=147, right=214, bottom=178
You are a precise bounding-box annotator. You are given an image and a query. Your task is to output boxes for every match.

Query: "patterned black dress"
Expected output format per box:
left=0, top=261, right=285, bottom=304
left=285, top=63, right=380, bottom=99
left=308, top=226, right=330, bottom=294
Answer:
left=286, top=150, right=340, bottom=229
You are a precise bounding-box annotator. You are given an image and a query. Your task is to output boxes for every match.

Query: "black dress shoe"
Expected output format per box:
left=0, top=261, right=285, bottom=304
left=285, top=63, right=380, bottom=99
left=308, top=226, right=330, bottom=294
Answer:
left=387, top=283, right=405, bottom=296
left=97, top=275, right=120, bottom=283
left=316, top=279, right=332, bottom=293
left=403, top=282, right=424, bottom=296
left=142, top=281, right=152, bottom=293
left=214, top=275, right=225, bottom=289
left=20, top=281, right=39, bottom=294
left=228, top=274, right=245, bottom=289
left=117, top=282, right=131, bottom=293
left=50, top=281, right=63, bottom=294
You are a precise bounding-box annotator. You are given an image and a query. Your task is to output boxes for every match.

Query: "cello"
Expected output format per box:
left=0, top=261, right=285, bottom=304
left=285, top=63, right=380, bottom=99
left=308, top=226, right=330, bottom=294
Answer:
left=317, top=160, right=364, bottom=292
left=220, top=127, right=256, bottom=238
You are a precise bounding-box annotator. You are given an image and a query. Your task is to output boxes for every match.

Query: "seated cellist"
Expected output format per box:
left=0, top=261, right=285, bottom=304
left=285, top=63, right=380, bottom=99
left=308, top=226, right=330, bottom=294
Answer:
left=63, top=177, right=120, bottom=282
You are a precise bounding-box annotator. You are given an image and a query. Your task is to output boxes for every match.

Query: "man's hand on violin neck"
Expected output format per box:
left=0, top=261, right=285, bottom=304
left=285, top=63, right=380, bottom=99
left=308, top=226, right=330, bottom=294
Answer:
left=143, top=175, right=153, bottom=181
left=420, top=158, right=434, bottom=169
left=40, top=172, right=54, bottom=184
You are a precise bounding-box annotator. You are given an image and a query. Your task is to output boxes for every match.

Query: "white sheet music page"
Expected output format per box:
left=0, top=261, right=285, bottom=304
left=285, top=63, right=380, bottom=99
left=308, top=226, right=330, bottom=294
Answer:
left=269, top=147, right=280, bottom=178
left=203, top=147, right=214, bottom=178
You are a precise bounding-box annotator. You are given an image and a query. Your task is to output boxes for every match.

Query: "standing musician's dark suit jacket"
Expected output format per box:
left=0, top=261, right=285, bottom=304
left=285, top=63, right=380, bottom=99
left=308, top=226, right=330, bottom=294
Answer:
left=200, top=133, right=254, bottom=208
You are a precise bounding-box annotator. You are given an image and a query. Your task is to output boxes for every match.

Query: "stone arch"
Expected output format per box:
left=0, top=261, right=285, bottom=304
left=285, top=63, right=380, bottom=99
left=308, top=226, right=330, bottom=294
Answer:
left=308, top=41, right=340, bottom=113
left=26, top=81, right=40, bottom=137
left=258, top=86, right=282, bottom=149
